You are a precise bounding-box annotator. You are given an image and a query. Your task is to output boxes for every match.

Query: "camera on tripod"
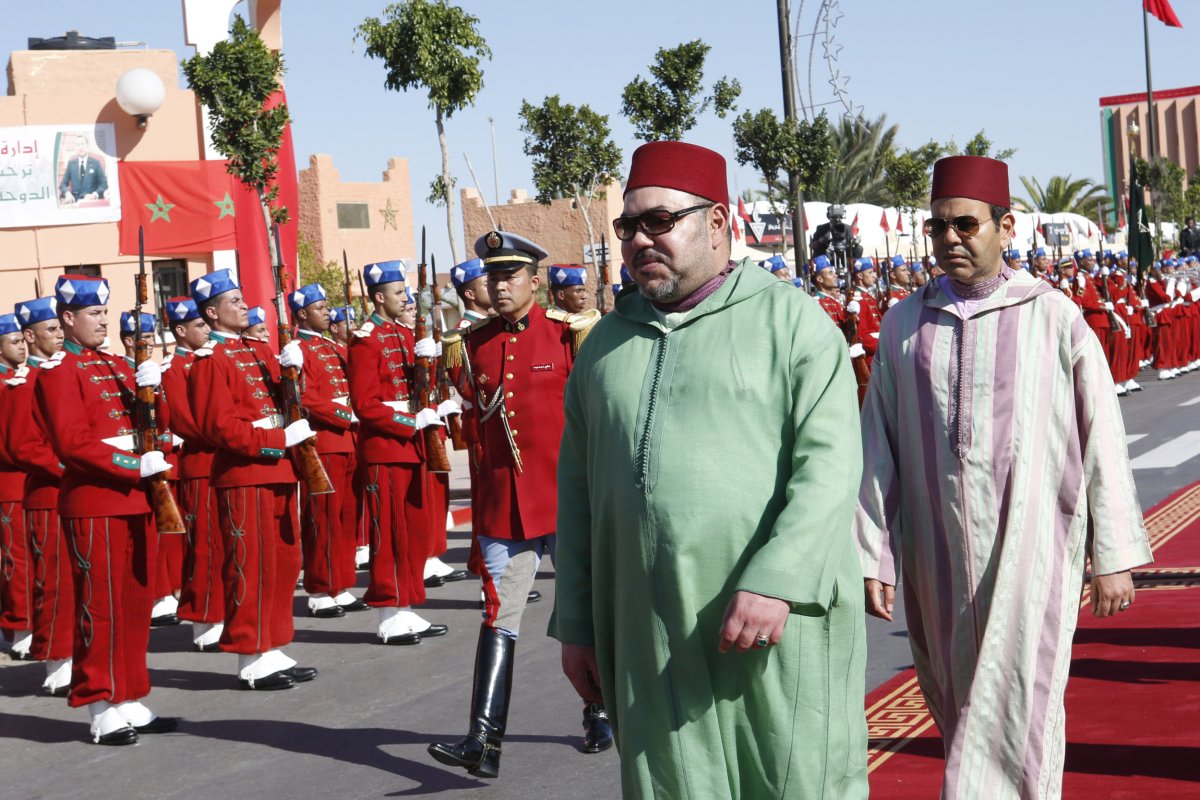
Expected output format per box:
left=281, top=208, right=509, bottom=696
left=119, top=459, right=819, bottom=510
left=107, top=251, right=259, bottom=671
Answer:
left=810, top=203, right=862, bottom=268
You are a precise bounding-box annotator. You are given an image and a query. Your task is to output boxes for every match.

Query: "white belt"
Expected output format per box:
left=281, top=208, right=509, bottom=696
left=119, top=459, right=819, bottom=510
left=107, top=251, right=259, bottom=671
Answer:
left=102, top=434, right=136, bottom=453
left=252, top=414, right=286, bottom=430
left=382, top=400, right=408, bottom=412
left=333, top=396, right=350, bottom=407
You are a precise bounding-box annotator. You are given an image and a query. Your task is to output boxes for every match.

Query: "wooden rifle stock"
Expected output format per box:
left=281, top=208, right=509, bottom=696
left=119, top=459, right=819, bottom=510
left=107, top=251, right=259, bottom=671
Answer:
left=430, top=259, right=466, bottom=450
left=414, top=234, right=452, bottom=473
left=133, top=227, right=185, bottom=533
left=271, top=226, right=334, bottom=495
left=840, top=261, right=871, bottom=408
left=1096, top=271, right=1121, bottom=332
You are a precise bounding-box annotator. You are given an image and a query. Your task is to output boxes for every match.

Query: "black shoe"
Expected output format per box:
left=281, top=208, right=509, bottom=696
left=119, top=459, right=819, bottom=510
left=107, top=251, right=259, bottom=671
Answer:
left=94, top=726, right=139, bottom=746
left=379, top=631, right=422, bottom=646
left=283, top=666, right=318, bottom=683
left=424, top=575, right=446, bottom=588
left=442, top=569, right=469, bottom=582
left=150, top=614, right=180, bottom=628
left=527, top=590, right=542, bottom=603
left=134, top=716, right=179, bottom=735
left=237, top=670, right=295, bottom=691
left=193, top=642, right=221, bottom=653
left=309, top=605, right=346, bottom=619
left=418, top=623, right=448, bottom=638
left=427, top=626, right=514, bottom=778
left=581, top=703, right=614, bottom=753
left=7, top=650, right=35, bottom=662
left=339, top=599, right=370, bottom=613
left=45, top=685, right=69, bottom=698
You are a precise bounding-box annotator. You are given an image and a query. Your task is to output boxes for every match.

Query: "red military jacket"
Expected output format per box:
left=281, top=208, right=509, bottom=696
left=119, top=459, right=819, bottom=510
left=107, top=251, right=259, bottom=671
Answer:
left=850, top=286, right=881, bottom=356
left=1069, top=276, right=1109, bottom=332
left=347, top=314, right=421, bottom=466
left=3, top=359, right=63, bottom=510
left=161, top=347, right=216, bottom=480
left=889, top=286, right=911, bottom=305
left=1145, top=278, right=1174, bottom=325
left=34, top=341, right=158, bottom=518
left=297, top=330, right=354, bottom=456
left=813, top=291, right=845, bottom=327
left=450, top=303, right=582, bottom=541
left=187, top=332, right=297, bottom=489
left=0, top=364, right=27, bottom=503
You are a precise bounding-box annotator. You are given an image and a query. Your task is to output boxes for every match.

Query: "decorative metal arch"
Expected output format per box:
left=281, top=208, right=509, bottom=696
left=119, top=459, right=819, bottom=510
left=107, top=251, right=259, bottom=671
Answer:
left=792, top=0, right=868, bottom=131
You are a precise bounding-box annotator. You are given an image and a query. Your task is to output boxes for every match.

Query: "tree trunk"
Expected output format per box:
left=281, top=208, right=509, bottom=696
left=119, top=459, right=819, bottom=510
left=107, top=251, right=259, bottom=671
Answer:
left=436, top=107, right=463, bottom=265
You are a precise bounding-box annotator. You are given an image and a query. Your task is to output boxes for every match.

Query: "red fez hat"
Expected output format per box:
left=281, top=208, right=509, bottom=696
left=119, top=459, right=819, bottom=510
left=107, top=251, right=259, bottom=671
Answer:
left=930, top=155, right=1010, bottom=208
left=624, top=141, right=728, bottom=205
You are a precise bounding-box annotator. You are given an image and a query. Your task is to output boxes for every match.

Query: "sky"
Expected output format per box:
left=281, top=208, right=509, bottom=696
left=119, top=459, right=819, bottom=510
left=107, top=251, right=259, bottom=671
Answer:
left=5, top=0, right=1197, bottom=263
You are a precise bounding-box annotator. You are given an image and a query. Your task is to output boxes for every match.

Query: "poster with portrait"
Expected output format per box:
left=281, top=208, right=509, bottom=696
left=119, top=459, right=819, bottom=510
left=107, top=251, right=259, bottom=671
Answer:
left=0, top=123, right=121, bottom=228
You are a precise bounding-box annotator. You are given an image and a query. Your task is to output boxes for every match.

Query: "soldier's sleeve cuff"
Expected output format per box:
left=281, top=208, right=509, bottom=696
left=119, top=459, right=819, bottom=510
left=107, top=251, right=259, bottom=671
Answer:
left=259, top=447, right=285, bottom=459
left=335, top=408, right=352, bottom=422
left=112, top=452, right=140, bottom=471
left=393, top=413, right=416, bottom=427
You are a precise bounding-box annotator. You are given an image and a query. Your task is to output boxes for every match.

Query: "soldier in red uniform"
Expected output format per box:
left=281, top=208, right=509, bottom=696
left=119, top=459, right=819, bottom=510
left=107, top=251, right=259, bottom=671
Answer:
left=0, top=312, right=33, bottom=662
left=36, top=275, right=177, bottom=744
left=549, top=265, right=591, bottom=313
left=187, top=269, right=319, bottom=691
left=348, top=260, right=450, bottom=644
left=160, top=296, right=225, bottom=652
left=452, top=257, right=492, bottom=328
left=5, top=297, right=72, bottom=693
left=1108, top=262, right=1144, bottom=393
left=329, top=306, right=355, bottom=348
left=811, top=255, right=845, bottom=326
left=850, top=257, right=882, bottom=364
left=428, top=230, right=606, bottom=779
left=887, top=255, right=912, bottom=303
left=290, top=283, right=369, bottom=618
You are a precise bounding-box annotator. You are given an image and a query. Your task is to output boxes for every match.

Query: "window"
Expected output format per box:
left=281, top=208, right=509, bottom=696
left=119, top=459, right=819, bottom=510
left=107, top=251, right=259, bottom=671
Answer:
left=337, top=202, right=370, bottom=229
left=152, top=260, right=189, bottom=311
left=76, top=264, right=102, bottom=277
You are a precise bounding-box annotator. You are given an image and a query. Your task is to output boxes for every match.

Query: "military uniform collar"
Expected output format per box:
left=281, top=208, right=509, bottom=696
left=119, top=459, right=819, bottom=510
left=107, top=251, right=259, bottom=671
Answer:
left=209, top=330, right=240, bottom=343
left=463, top=309, right=488, bottom=324
left=174, top=345, right=192, bottom=355
left=297, top=328, right=324, bottom=340
left=501, top=304, right=540, bottom=333
left=123, top=355, right=136, bottom=368
left=0, top=363, right=11, bottom=375
left=64, top=340, right=87, bottom=356
left=27, top=355, right=47, bottom=367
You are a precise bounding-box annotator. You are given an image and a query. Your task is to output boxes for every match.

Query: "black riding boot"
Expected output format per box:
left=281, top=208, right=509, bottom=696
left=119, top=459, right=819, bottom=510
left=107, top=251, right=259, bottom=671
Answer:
left=581, top=702, right=614, bottom=753
left=428, top=626, right=515, bottom=778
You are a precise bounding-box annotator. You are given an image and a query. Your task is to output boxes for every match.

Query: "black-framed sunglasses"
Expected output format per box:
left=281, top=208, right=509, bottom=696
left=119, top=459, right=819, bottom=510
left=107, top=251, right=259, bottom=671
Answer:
left=612, top=203, right=713, bottom=241
left=923, top=215, right=995, bottom=239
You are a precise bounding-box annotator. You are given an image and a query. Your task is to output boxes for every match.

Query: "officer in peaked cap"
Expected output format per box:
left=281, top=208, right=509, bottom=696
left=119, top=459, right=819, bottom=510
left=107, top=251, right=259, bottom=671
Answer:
left=549, top=265, right=591, bottom=314
left=451, top=257, right=492, bottom=328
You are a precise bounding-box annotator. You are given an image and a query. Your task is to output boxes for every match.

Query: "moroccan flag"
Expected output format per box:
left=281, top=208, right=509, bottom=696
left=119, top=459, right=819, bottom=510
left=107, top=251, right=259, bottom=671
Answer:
left=850, top=211, right=860, bottom=237
left=879, top=209, right=890, bottom=233
left=737, top=197, right=753, bottom=226
left=896, top=212, right=904, bottom=234
left=231, top=89, right=300, bottom=346
left=1145, top=0, right=1183, bottom=27
left=118, top=161, right=237, bottom=255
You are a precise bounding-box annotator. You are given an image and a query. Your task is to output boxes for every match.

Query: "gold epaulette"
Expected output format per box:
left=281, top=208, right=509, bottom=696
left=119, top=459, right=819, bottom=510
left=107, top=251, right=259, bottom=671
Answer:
left=566, top=308, right=602, bottom=354
left=441, top=329, right=464, bottom=368
left=545, top=307, right=571, bottom=322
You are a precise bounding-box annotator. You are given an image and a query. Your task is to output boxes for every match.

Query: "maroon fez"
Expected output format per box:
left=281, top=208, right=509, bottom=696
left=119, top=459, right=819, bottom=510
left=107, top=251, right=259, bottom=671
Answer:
left=930, top=155, right=1010, bottom=209
left=624, top=141, right=728, bottom=205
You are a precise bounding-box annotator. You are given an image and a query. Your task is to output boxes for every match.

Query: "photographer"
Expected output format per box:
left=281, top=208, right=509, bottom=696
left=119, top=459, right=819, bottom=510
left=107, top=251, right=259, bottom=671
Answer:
left=809, top=204, right=863, bottom=263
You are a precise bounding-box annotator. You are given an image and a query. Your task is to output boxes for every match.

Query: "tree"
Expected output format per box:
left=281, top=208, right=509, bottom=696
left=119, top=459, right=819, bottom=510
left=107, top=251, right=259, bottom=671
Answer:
left=356, top=1, right=491, bottom=264
left=884, top=141, right=944, bottom=235
left=1014, top=175, right=1108, bottom=218
left=297, top=235, right=347, bottom=307
left=518, top=95, right=623, bottom=295
left=182, top=15, right=289, bottom=259
left=809, top=115, right=898, bottom=205
left=943, top=130, right=1016, bottom=161
left=620, top=39, right=740, bottom=142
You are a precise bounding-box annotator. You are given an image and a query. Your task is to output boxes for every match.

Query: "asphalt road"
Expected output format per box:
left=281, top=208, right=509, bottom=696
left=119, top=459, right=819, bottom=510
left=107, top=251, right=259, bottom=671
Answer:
left=2, top=367, right=1197, bottom=799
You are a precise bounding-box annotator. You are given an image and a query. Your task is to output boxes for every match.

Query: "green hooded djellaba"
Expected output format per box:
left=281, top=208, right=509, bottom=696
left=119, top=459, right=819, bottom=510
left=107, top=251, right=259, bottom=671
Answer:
left=552, top=260, right=869, bottom=799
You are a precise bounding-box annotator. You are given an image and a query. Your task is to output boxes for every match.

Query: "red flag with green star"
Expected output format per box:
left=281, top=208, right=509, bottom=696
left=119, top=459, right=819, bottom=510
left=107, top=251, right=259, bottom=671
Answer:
left=118, top=160, right=238, bottom=255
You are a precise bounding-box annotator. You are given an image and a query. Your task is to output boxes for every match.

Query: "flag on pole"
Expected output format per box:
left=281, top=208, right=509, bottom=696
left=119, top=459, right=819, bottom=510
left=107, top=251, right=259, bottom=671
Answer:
left=1145, top=0, right=1183, bottom=27
left=118, top=161, right=238, bottom=255
left=731, top=210, right=742, bottom=241
left=737, top=197, right=753, bottom=226
left=1128, top=164, right=1155, bottom=278
left=896, top=212, right=904, bottom=234
left=850, top=210, right=860, bottom=237
left=879, top=208, right=890, bottom=233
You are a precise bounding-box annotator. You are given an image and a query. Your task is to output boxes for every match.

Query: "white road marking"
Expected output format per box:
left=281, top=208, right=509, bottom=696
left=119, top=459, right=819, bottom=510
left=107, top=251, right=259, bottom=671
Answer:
left=1180, top=395, right=1200, bottom=407
left=1127, top=434, right=1148, bottom=446
left=1130, top=431, right=1200, bottom=470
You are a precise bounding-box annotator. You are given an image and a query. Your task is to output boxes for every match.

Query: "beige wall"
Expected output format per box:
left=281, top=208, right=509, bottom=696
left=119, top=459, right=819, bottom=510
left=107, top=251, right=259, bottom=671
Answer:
left=296, top=153, right=415, bottom=286
left=460, top=183, right=625, bottom=311
left=0, top=48, right=212, bottom=316
left=1104, top=88, right=1200, bottom=209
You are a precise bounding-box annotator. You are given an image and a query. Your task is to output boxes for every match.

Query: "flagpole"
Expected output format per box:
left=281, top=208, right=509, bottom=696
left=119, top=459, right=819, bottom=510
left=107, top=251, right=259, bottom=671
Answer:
left=1142, top=5, right=1158, bottom=161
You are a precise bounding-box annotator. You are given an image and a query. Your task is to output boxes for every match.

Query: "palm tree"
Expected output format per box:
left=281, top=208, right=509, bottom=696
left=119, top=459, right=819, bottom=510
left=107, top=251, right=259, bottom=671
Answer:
left=807, top=114, right=899, bottom=205
left=1014, top=175, right=1107, bottom=218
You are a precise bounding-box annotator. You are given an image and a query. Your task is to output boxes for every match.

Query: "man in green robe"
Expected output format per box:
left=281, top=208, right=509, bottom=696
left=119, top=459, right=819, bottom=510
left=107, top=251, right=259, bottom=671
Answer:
left=552, top=141, right=869, bottom=799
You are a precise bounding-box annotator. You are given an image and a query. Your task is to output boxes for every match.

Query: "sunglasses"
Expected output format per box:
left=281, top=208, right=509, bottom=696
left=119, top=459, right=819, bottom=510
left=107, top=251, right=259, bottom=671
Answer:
left=922, top=215, right=995, bottom=239
left=613, top=203, right=713, bottom=241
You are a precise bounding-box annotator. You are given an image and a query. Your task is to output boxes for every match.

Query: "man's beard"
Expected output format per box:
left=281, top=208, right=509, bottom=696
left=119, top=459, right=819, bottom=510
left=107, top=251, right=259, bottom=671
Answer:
left=637, top=275, right=681, bottom=302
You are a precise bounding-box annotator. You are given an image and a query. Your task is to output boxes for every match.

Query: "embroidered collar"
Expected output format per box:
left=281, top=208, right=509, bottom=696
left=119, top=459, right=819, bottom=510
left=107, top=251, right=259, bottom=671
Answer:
left=64, top=340, right=87, bottom=356
left=27, top=355, right=46, bottom=367
left=209, top=330, right=240, bottom=343
left=501, top=314, right=530, bottom=333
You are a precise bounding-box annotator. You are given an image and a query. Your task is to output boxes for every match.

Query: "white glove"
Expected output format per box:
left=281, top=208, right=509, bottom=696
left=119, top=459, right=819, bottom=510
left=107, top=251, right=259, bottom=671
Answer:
left=135, top=360, right=161, bottom=388
left=1059, top=278, right=1070, bottom=290
left=846, top=300, right=861, bottom=315
left=1130, top=275, right=1139, bottom=286
left=414, top=407, right=444, bottom=430
left=278, top=341, right=304, bottom=370
left=1101, top=267, right=1110, bottom=277
left=1125, top=305, right=1135, bottom=315
left=161, top=354, right=174, bottom=371
left=413, top=337, right=438, bottom=359
left=1180, top=282, right=1191, bottom=298
left=1103, top=301, right=1114, bottom=312
left=283, top=419, right=316, bottom=447
left=1166, top=279, right=1176, bottom=296
left=436, top=398, right=461, bottom=418
left=847, top=343, right=866, bottom=359
left=1141, top=298, right=1149, bottom=308
left=139, top=450, right=171, bottom=478
left=1076, top=275, right=1087, bottom=289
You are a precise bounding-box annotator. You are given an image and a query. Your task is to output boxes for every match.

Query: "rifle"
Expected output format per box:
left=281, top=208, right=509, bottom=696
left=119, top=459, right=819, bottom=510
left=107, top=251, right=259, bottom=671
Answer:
left=357, top=270, right=370, bottom=327
left=414, top=228, right=452, bottom=473
left=1096, top=266, right=1121, bottom=332
left=430, top=254, right=466, bottom=450
left=344, top=249, right=368, bottom=322
left=1138, top=272, right=1157, bottom=328
left=271, top=224, right=335, bottom=495
left=836, top=252, right=871, bottom=407
left=596, top=240, right=610, bottom=315
left=134, top=227, right=185, bottom=534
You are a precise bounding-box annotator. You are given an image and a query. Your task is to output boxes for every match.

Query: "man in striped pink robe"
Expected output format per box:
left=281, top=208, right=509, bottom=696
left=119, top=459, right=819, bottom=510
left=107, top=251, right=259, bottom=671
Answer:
left=853, top=156, right=1152, bottom=799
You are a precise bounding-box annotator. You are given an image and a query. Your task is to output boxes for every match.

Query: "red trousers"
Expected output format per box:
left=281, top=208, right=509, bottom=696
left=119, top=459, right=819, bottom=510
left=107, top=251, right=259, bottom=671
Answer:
left=300, top=451, right=358, bottom=595
left=178, top=476, right=224, bottom=625
left=426, top=471, right=450, bottom=559
left=0, top=499, right=31, bottom=634
left=363, top=463, right=428, bottom=608
left=28, top=509, right=75, bottom=662
left=354, top=461, right=369, bottom=549
left=154, top=531, right=184, bottom=599
left=64, top=514, right=156, bottom=708
left=216, top=485, right=301, bottom=655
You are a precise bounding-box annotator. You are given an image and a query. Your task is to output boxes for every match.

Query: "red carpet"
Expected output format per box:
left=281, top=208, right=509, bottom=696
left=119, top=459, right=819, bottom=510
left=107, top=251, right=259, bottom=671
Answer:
left=865, top=482, right=1200, bottom=798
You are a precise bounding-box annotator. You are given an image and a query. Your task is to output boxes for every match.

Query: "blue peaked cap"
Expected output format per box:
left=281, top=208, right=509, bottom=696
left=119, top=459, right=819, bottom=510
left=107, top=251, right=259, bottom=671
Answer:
left=450, top=258, right=485, bottom=290
left=890, top=255, right=906, bottom=268
left=758, top=255, right=787, bottom=273
left=190, top=268, right=240, bottom=304
left=120, top=311, right=156, bottom=335
left=330, top=306, right=356, bottom=324
left=363, top=260, right=407, bottom=288
left=1028, top=247, right=1045, bottom=259
left=56, top=274, right=110, bottom=307
left=812, top=254, right=832, bottom=272
left=14, top=297, right=57, bottom=328
left=165, top=296, right=199, bottom=324
left=854, top=257, right=875, bottom=273
left=247, top=306, right=267, bottom=327
left=288, top=282, right=327, bottom=313
left=1073, top=248, right=1092, bottom=261
left=549, top=265, right=587, bottom=287
left=0, top=314, right=19, bottom=336
left=619, top=264, right=633, bottom=283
